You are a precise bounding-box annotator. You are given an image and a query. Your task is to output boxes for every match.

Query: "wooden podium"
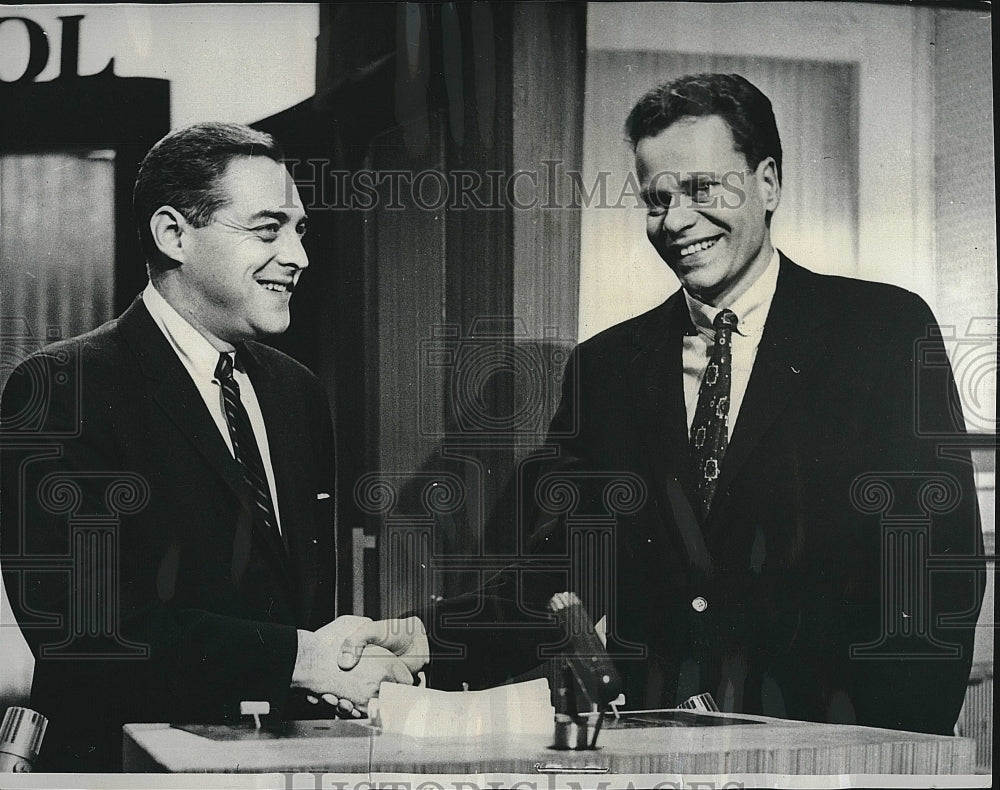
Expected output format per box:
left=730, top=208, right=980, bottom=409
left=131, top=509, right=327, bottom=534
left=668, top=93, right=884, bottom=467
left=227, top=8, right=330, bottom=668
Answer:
left=123, top=711, right=976, bottom=776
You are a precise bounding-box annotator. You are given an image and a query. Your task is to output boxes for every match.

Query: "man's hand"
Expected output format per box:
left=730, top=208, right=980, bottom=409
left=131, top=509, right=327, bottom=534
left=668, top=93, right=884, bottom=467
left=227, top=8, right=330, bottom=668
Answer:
left=292, top=617, right=414, bottom=717
left=338, top=616, right=430, bottom=674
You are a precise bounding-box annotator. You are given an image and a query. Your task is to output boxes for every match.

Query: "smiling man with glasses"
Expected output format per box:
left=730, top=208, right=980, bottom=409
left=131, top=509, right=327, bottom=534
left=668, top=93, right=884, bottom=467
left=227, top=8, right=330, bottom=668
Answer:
left=510, top=72, right=985, bottom=736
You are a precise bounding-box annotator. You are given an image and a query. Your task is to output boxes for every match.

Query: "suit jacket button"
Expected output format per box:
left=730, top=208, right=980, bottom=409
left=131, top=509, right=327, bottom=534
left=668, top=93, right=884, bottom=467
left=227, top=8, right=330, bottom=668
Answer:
left=691, top=596, right=708, bottom=613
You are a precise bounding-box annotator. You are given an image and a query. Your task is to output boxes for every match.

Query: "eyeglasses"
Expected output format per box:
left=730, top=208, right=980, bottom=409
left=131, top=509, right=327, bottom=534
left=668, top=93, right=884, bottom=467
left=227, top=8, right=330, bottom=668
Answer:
left=642, top=169, right=754, bottom=216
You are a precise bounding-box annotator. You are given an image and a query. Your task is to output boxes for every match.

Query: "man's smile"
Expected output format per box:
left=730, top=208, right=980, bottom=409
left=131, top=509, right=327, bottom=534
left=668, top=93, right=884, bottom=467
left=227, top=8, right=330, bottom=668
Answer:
left=255, top=277, right=294, bottom=293
left=677, top=235, right=723, bottom=258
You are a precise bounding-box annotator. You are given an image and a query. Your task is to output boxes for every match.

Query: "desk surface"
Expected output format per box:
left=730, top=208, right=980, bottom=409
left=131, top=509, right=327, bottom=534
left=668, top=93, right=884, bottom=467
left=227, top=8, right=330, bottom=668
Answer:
left=123, top=711, right=976, bottom=775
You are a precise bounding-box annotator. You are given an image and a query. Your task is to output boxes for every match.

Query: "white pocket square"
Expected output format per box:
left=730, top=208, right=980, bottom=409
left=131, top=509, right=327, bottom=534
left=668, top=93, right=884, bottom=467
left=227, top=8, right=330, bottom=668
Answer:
left=316, top=492, right=331, bottom=500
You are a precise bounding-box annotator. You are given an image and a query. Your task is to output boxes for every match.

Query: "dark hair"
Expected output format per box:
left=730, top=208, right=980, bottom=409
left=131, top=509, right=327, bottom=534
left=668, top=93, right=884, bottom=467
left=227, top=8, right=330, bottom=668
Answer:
left=624, top=73, right=782, bottom=184
left=133, top=122, right=284, bottom=270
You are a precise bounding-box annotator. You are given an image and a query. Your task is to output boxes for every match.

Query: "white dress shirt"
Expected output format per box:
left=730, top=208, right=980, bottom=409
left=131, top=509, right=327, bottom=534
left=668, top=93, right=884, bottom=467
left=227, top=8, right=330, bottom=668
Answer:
left=142, top=282, right=283, bottom=533
left=681, top=250, right=781, bottom=439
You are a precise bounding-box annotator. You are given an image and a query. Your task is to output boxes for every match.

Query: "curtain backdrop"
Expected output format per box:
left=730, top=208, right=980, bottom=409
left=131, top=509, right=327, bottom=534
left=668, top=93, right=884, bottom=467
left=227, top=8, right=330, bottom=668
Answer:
left=0, top=149, right=116, bottom=707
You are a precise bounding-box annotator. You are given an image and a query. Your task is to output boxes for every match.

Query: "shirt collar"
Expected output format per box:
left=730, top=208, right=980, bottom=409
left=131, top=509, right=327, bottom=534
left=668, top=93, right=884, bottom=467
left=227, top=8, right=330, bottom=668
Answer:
left=142, top=281, right=231, bottom=382
left=683, top=248, right=781, bottom=340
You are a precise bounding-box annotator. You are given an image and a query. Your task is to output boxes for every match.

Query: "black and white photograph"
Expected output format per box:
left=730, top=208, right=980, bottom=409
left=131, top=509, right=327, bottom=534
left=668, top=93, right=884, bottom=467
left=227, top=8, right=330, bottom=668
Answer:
left=0, top=3, right=994, bottom=788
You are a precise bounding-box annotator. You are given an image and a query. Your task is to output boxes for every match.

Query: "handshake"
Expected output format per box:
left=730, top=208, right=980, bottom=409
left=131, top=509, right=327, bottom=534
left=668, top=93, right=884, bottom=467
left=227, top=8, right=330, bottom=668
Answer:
left=291, top=615, right=429, bottom=718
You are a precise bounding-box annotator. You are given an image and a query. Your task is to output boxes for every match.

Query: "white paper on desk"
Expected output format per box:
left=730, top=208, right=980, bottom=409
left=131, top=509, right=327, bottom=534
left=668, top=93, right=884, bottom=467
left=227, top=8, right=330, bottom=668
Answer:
left=371, top=678, right=554, bottom=738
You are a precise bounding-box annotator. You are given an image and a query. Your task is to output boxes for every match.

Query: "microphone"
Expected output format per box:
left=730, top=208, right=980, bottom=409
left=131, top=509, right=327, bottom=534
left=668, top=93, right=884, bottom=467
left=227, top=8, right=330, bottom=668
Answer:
left=549, top=592, right=622, bottom=709
left=0, top=707, right=47, bottom=772
left=548, top=592, right=622, bottom=750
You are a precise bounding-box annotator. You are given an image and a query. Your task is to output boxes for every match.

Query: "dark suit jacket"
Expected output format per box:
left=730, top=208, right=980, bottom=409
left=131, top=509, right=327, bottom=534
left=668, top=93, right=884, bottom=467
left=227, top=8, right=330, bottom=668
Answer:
left=426, top=255, right=984, bottom=736
left=0, top=296, right=337, bottom=771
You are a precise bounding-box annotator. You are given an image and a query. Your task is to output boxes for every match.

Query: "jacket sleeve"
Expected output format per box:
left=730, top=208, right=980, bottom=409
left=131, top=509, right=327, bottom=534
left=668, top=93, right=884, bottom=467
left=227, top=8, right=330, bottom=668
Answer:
left=837, top=292, right=985, bottom=734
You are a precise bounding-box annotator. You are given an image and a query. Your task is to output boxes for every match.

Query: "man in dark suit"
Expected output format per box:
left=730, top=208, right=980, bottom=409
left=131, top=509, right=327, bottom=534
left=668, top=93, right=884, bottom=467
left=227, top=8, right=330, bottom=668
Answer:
left=459, top=73, right=983, bottom=736
left=0, top=123, right=424, bottom=771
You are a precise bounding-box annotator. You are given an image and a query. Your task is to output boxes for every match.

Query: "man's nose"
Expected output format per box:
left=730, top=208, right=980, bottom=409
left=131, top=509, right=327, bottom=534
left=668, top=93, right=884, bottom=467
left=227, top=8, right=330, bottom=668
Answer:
left=660, top=198, right=699, bottom=236
left=278, top=230, right=309, bottom=270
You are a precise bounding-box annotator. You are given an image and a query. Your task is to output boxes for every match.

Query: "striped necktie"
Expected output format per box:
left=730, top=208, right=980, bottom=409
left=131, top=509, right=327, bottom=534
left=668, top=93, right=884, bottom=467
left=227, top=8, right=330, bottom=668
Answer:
left=215, top=352, right=280, bottom=540
left=689, top=308, right=738, bottom=520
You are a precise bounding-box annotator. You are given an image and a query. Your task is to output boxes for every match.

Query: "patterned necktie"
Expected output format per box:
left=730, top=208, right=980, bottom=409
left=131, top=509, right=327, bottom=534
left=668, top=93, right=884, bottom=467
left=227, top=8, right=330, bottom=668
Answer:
left=215, top=352, right=280, bottom=539
left=689, top=308, right=739, bottom=520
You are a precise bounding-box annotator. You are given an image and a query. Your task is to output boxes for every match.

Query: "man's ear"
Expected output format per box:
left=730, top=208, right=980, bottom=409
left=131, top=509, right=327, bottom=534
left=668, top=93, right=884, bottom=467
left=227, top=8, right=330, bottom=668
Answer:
left=756, top=157, right=781, bottom=214
left=149, top=206, right=188, bottom=265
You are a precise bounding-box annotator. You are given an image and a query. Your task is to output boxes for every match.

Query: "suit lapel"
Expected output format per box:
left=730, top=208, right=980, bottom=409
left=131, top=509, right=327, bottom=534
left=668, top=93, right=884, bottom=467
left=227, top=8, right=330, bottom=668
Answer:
left=627, top=291, right=692, bottom=485
left=627, top=294, right=716, bottom=574
left=119, top=298, right=246, bottom=497
left=118, top=297, right=293, bottom=588
left=708, top=256, right=835, bottom=524
left=238, top=342, right=305, bottom=591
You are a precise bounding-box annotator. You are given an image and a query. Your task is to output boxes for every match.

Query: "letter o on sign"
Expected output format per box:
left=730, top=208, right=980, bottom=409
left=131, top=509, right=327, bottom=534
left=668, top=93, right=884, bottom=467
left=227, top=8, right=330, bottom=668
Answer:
left=0, top=17, right=50, bottom=83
